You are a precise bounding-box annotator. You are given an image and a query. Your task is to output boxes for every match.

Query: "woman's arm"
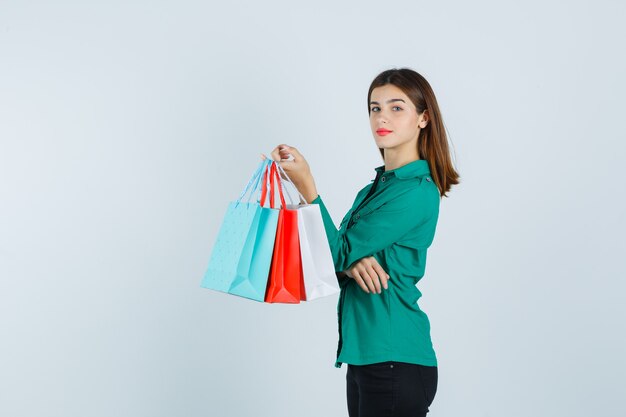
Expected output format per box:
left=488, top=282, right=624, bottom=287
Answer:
left=293, top=174, right=319, bottom=204
left=264, top=145, right=434, bottom=277
left=311, top=186, right=436, bottom=274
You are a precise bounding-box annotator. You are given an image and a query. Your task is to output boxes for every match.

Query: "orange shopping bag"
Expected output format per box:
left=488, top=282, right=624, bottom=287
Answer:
left=263, top=161, right=306, bottom=303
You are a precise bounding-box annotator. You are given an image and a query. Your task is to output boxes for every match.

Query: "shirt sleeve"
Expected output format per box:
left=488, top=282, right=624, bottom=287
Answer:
left=311, top=184, right=437, bottom=273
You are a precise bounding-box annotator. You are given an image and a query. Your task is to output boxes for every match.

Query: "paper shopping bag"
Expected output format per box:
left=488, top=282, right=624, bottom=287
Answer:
left=201, top=159, right=279, bottom=302
left=296, top=204, right=340, bottom=300
left=227, top=161, right=284, bottom=301
left=264, top=162, right=306, bottom=304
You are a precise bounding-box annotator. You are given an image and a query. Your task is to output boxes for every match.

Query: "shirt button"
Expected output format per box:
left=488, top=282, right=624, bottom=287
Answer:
left=381, top=176, right=386, bottom=182
left=426, top=177, right=431, bottom=182
left=355, top=213, right=360, bottom=219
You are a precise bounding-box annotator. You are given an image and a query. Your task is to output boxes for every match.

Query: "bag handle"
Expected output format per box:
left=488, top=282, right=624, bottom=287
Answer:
left=248, top=159, right=271, bottom=204
left=234, top=158, right=305, bottom=208
left=260, top=161, right=287, bottom=208
left=236, top=159, right=270, bottom=205
left=264, top=161, right=307, bottom=205
left=270, top=161, right=299, bottom=206
left=273, top=162, right=308, bottom=205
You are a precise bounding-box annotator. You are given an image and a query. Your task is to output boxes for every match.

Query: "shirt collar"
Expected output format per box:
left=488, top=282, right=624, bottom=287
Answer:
left=374, top=159, right=431, bottom=179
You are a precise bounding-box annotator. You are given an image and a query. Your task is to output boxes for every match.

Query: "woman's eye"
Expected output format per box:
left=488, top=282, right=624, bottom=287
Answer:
left=370, top=106, right=402, bottom=112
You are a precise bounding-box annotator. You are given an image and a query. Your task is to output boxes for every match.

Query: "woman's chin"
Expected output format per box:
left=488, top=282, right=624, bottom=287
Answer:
left=375, top=142, right=395, bottom=149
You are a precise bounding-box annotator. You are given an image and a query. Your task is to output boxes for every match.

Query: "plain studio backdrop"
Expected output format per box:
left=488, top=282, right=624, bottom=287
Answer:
left=1, top=1, right=625, bottom=416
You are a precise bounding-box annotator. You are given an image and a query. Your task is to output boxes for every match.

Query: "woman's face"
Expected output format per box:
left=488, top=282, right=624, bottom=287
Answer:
left=369, top=84, right=427, bottom=152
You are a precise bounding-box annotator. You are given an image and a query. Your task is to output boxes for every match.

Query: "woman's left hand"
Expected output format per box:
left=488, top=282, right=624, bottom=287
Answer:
left=343, top=256, right=391, bottom=294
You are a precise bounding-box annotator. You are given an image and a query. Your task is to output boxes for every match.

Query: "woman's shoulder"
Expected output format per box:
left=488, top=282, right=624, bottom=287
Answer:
left=389, top=174, right=440, bottom=206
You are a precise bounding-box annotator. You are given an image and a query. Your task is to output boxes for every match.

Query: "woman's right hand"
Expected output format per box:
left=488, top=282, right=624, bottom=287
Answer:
left=261, top=144, right=318, bottom=203
left=266, top=144, right=312, bottom=187
left=343, top=256, right=390, bottom=294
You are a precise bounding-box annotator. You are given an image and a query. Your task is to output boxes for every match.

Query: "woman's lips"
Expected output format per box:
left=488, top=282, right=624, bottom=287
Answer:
left=377, top=130, right=393, bottom=136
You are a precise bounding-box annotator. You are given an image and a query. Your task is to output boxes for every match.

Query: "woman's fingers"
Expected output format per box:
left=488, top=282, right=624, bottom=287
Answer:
left=350, top=270, right=389, bottom=294
left=372, top=263, right=390, bottom=290
left=270, top=144, right=292, bottom=162
left=283, top=145, right=303, bottom=161
left=269, top=145, right=283, bottom=162
left=365, top=256, right=390, bottom=291
left=363, top=265, right=382, bottom=293
left=346, top=257, right=391, bottom=294
left=268, top=145, right=296, bottom=180
left=270, top=144, right=300, bottom=165
left=367, top=264, right=382, bottom=294
left=351, top=270, right=370, bottom=293
left=357, top=268, right=377, bottom=293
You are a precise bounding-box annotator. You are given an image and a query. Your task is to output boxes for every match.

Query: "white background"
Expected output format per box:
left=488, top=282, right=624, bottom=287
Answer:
left=1, top=1, right=625, bottom=416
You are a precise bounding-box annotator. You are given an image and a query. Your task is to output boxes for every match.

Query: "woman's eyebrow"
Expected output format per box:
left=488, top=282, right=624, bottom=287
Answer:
left=369, top=98, right=406, bottom=105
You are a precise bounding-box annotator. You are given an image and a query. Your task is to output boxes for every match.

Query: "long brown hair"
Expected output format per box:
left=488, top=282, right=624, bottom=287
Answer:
left=367, top=68, right=460, bottom=197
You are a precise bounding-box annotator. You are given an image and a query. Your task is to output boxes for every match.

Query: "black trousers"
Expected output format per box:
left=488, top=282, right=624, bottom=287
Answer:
left=346, top=361, right=438, bottom=417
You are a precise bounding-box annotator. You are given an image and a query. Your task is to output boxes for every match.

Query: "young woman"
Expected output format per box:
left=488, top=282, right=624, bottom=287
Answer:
left=263, top=68, right=459, bottom=417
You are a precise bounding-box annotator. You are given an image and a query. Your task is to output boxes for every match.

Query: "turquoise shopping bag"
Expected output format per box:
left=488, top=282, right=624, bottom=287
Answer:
left=200, top=159, right=280, bottom=301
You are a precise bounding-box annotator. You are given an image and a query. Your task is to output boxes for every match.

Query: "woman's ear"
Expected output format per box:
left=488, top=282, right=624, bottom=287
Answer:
left=420, top=109, right=429, bottom=128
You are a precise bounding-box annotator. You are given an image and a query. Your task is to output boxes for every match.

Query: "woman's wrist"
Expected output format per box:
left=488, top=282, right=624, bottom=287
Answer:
left=303, top=190, right=319, bottom=204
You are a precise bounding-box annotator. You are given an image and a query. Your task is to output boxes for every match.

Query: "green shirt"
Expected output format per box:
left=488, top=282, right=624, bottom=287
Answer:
left=311, top=159, right=440, bottom=368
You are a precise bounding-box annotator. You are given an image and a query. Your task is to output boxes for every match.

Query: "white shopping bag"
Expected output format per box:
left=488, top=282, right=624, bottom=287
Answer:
left=295, top=203, right=341, bottom=300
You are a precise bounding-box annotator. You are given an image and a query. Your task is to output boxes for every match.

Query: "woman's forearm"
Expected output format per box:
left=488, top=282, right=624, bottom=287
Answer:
left=295, top=174, right=319, bottom=204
